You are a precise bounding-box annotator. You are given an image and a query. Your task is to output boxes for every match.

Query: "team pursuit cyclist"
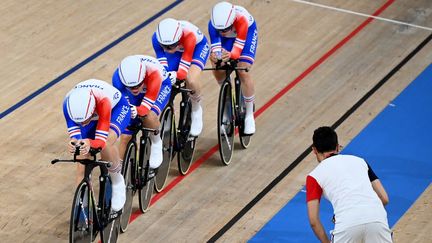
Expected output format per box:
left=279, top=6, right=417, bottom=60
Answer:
left=152, top=18, right=210, bottom=137
left=62, top=79, right=130, bottom=212
left=112, top=55, right=173, bottom=173
left=208, top=1, right=258, bottom=135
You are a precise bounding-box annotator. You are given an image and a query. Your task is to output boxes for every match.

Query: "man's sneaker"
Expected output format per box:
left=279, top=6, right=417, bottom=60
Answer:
left=149, top=141, right=163, bottom=169
left=243, top=116, right=256, bottom=135
left=110, top=173, right=126, bottom=212
left=190, top=106, right=203, bottom=137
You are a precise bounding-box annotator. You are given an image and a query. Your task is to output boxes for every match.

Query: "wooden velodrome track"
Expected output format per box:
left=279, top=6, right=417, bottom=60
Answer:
left=0, top=0, right=431, bottom=242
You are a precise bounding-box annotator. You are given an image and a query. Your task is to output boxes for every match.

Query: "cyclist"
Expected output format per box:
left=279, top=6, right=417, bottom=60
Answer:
left=208, top=1, right=258, bottom=135
left=62, top=78, right=131, bottom=212
left=112, top=55, right=172, bottom=171
left=152, top=18, right=210, bottom=137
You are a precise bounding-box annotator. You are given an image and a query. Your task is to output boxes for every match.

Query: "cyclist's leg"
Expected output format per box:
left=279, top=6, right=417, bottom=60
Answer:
left=143, top=111, right=163, bottom=169
left=103, top=98, right=131, bottom=212
left=238, top=22, right=258, bottom=135
left=188, top=39, right=210, bottom=136
left=146, top=78, right=171, bottom=169
left=238, top=62, right=255, bottom=135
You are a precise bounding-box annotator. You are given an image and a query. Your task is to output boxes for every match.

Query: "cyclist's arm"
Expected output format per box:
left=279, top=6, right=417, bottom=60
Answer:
left=136, top=70, right=162, bottom=117
left=230, top=16, right=248, bottom=60
left=152, top=33, right=169, bottom=69
left=208, top=21, right=223, bottom=55
left=177, top=33, right=196, bottom=80
left=91, top=98, right=112, bottom=149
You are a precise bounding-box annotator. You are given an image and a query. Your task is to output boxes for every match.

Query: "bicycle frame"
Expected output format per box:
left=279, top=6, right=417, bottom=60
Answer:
left=205, top=60, right=249, bottom=133
left=51, top=148, right=119, bottom=242
left=126, top=122, right=157, bottom=190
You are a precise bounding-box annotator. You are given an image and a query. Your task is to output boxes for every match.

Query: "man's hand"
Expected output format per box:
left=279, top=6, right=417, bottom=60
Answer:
left=209, top=51, right=220, bottom=64
left=221, top=49, right=231, bottom=62
left=130, top=105, right=138, bottom=119
left=68, top=138, right=78, bottom=154
left=78, top=139, right=91, bottom=155
left=168, top=71, right=177, bottom=84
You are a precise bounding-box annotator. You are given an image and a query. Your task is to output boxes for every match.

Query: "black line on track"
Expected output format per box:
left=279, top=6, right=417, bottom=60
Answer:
left=208, top=33, right=432, bottom=243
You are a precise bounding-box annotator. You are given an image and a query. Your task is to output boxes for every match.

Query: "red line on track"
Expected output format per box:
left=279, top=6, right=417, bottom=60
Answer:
left=128, top=0, right=395, bottom=225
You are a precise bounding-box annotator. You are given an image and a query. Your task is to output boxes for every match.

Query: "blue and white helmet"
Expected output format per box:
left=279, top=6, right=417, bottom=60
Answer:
left=118, top=55, right=146, bottom=87
left=211, top=2, right=236, bottom=30
left=156, top=18, right=183, bottom=45
left=66, top=88, right=96, bottom=123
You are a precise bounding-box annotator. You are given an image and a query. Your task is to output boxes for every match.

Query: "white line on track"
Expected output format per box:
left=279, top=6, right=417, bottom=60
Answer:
left=290, top=0, right=432, bottom=32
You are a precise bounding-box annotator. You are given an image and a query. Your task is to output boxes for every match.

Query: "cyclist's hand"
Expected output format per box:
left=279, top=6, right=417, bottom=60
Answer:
left=221, top=49, right=231, bottom=62
left=68, top=138, right=78, bottom=154
left=130, top=105, right=138, bottom=119
left=78, top=139, right=91, bottom=155
left=210, top=51, right=221, bottom=64
left=167, top=71, right=177, bottom=85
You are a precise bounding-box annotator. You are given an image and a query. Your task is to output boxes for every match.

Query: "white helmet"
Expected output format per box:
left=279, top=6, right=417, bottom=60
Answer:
left=211, top=2, right=235, bottom=30
left=118, top=55, right=146, bottom=87
left=156, top=18, right=183, bottom=46
left=67, top=88, right=96, bottom=123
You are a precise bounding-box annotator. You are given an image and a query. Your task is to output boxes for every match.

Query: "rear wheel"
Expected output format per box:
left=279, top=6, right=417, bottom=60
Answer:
left=101, top=217, right=120, bottom=243
left=138, top=138, right=154, bottom=213
left=155, top=106, right=174, bottom=192
left=217, top=82, right=235, bottom=165
left=177, top=99, right=196, bottom=175
left=100, top=176, right=120, bottom=243
left=70, top=181, right=94, bottom=243
left=119, top=141, right=136, bottom=232
left=238, top=88, right=251, bottom=148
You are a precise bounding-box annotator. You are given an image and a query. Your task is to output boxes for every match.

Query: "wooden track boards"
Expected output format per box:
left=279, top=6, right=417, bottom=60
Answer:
left=0, top=0, right=431, bottom=242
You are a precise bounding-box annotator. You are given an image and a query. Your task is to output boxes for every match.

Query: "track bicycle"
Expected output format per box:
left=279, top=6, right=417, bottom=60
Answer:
left=154, top=78, right=197, bottom=190
left=204, top=60, right=251, bottom=165
left=51, top=145, right=120, bottom=243
left=119, top=119, right=157, bottom=232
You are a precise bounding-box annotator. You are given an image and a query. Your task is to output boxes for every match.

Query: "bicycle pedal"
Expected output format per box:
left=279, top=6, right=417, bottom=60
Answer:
left=109, top=209, right=122, bottom=220
left=148, top=169, right=157, bottom=180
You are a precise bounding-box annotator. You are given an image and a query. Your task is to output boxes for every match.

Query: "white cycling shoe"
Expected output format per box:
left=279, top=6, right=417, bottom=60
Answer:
left=149, top=139, right=163, bottom=169
left=243, top=116, right=256, bottom=135
left=189, top=106, right=203, bottom=137
left=110, top=172, right=126, bottom=212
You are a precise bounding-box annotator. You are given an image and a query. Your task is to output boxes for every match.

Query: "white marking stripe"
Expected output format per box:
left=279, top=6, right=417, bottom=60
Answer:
left=95, top=135, right=107, bottom=142
left=290, top=0, right=432, bottom=31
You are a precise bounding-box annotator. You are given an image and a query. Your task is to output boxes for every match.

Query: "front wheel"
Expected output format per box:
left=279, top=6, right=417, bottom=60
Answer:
left=177, top=99, right=196, bottom=175
left=119, top=141, right=136, bottom=233
left=138, top=138, right=154, bottom=213
left=70, top=181, right=95, bottom=243
left=217, top=82, right=235, bottom=165
left=155, top=106, right=174, bottom=192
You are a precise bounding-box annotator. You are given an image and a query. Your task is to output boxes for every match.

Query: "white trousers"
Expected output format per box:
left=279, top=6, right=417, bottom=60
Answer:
left=331, top=222, right=393, bottom=243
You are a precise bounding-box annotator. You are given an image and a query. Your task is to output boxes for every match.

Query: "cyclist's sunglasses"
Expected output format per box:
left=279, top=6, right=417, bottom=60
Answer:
left=218, top=25, right=233, bottom=33
left=160, top=42, right=179, bottom=50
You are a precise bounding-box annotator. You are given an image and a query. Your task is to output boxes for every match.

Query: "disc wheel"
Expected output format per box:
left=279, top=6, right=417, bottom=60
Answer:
left=119, top=141, right=136, bottom=232
left=154, top=106, right=174, bottom=192
left=238, top=88, right=252, bottom=148
left=217, top=82, right=235, bottom=165
left=177, top=99, right=196, bottom=175
left=138, top=139, right=154, bottom=213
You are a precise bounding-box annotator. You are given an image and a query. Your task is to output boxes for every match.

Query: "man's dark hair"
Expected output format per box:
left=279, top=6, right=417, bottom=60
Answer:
left=313, top=126, right=338, bottom=153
